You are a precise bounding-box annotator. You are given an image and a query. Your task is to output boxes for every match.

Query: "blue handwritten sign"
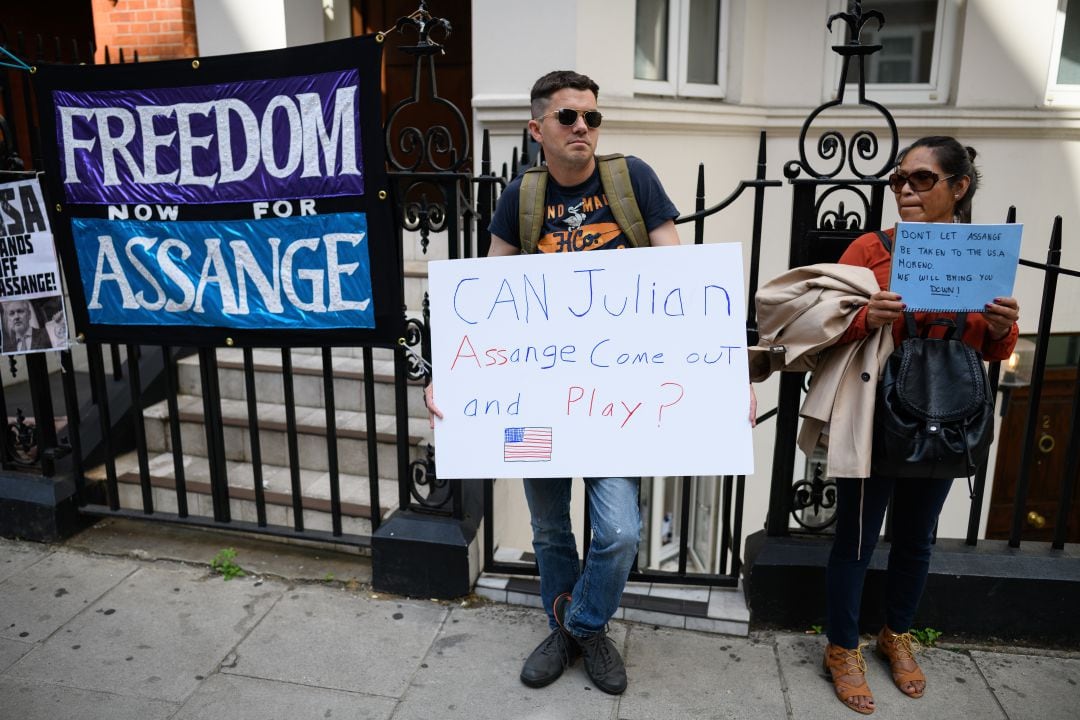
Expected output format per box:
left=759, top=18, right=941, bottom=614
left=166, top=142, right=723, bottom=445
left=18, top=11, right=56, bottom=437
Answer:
left=889, top=222, right=1023, bottom=312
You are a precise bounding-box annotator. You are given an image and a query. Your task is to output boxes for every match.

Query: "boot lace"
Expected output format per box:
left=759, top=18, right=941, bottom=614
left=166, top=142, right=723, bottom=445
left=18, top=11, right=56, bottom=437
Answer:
left=580, top=629, right=615, bottom=672
left=539, top=628, right=573, bottom=664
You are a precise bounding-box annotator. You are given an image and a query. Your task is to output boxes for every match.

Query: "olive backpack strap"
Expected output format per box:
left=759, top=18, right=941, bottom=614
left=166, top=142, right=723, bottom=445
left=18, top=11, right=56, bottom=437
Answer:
left=597, top=153, right=649, bottom=248
left=517, top=165, right=549, bottom=255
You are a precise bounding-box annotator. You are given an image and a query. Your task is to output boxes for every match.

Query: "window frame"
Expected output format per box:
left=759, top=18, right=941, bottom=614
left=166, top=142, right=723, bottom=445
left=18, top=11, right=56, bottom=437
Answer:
left=822, top=0, right=958, bottom=105
left=1046, top=0, right=1080, bottom=106
left=634, top=0, right=730, bottom=99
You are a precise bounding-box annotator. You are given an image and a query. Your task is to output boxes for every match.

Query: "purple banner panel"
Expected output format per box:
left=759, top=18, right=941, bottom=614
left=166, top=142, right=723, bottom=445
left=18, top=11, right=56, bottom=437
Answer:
left=54, top=70, right=365, bottom=205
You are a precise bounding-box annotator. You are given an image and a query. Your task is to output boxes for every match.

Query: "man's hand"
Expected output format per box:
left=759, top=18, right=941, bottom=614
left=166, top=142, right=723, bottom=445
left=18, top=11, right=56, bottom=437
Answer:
left=424, top=383, right=443, bottom=429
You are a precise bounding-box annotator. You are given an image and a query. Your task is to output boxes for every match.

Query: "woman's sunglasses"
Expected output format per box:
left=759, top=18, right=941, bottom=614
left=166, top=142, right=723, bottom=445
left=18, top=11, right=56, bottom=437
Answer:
left=535, top=108, right=603, bottom=129
left=888, top=170, right=956, bottom=193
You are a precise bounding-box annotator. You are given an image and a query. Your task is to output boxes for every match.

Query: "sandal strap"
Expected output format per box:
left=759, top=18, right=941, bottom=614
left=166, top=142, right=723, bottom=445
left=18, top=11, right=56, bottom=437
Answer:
left=881, top=630, right=921, bottom=661
left=824, top=643, right=875, bottom=713
left=877, top=631, right=927, bottom=693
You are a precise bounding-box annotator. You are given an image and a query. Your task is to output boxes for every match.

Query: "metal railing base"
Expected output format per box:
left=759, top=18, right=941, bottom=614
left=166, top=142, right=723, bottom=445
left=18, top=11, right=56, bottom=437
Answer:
left=0, top=468, right=95, bottom=542
left=743, top=530, right=1080, bottom=644
left=371, top=508, right=480, bottom=599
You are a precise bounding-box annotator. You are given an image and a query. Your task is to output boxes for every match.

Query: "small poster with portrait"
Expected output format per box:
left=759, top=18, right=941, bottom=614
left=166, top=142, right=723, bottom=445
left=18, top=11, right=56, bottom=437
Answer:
left=888, top=222, right=1023, bottom=312
left=0, top=174, right=68, bottom=355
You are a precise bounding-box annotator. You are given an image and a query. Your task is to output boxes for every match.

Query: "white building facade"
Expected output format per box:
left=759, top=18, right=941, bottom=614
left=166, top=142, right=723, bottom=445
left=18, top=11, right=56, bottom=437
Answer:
left=193, top=0, right=1080, bottom=570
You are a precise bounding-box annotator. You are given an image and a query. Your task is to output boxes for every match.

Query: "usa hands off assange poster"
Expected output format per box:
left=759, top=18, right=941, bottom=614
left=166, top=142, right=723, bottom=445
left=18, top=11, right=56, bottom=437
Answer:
left=33, top=36, right=400, bottom=346
left=0, top=175, right=68, bottom=355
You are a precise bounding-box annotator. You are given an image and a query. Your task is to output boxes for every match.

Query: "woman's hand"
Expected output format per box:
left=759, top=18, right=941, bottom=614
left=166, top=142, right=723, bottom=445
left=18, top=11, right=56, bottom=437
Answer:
left=864, top=290, right=905, bottom=330
left=424, top=384, right=444, bottom=429
left=985, top=297, right=1019, bottom=340
left=749, top=385, right=757, bottom=428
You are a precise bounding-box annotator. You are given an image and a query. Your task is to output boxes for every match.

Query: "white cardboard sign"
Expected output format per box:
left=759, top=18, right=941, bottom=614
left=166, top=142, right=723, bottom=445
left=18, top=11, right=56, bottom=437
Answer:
left=428, top=243, right=754, bottom=479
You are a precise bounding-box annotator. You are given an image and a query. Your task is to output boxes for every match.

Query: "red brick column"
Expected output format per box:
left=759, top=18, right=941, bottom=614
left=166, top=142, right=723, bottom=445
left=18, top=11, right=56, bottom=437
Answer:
left=91, top=0, right=198, bottom=63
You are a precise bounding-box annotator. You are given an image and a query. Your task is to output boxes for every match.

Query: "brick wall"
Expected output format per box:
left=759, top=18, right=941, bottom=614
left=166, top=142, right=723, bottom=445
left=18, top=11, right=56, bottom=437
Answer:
left=91, top=0, right=198, bottom=63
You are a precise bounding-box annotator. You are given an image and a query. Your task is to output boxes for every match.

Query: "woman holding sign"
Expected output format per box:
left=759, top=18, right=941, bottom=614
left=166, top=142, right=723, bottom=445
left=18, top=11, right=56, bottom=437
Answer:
left=821, top=137, right=1019, bottom=714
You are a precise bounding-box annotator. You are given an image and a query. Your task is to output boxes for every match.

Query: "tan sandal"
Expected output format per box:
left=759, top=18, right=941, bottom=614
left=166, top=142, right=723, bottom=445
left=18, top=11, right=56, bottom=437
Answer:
left=875, top=627, right=926, bottom=698
left=823, top=642, right=876, bottom=715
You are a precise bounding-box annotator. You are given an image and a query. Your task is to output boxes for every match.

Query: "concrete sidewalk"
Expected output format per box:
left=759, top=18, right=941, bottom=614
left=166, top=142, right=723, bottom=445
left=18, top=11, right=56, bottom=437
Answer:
left=1, top=520, right=1078, bottom=720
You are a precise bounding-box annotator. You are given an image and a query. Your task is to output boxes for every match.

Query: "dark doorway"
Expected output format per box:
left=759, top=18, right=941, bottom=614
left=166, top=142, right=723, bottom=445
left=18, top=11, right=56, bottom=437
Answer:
left=988, top=354, right=1080, bottom=543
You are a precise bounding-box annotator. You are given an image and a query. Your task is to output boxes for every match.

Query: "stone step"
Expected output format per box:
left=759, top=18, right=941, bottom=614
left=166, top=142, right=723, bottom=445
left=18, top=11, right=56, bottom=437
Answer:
left=87, top=451, right=396, bottom=537
left=477, top=547, right=750, bottom=637
left=176, top=348, right=428, bottom=420
left=141, top=394, right=431, bottom=479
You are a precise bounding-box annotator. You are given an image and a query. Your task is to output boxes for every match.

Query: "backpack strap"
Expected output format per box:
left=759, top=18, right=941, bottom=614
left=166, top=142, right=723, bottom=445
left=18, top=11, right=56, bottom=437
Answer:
left=903, top=311, right=918, bottom=339
left=597, top=153, right=649, bottom=248
left=518, top=165, right=549, bottom=255
left=875, top=230, right=892, bottom=253
left=517, top=154, right=648, bottom=253
left=953, top=311, right=967, bottom=337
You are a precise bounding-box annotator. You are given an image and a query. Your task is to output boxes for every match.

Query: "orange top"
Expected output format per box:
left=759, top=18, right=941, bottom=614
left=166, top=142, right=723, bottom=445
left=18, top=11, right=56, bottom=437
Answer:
left=837, top=228, right=1019, bottom=362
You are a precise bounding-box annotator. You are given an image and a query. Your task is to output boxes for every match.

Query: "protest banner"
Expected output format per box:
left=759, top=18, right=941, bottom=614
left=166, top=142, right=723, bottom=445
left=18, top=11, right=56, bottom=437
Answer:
left=0, top=174, right=68, bottom=355
left=428, top=243, right=755, bottom=479
left=32, top=35, right=401, bottom=346
left=889, top=222, right=1023, bottom=312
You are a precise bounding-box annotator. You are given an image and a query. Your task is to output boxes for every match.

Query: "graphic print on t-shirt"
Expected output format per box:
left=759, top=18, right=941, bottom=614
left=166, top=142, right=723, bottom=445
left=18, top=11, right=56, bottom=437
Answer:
left=536, top=191, right=629, bottom=253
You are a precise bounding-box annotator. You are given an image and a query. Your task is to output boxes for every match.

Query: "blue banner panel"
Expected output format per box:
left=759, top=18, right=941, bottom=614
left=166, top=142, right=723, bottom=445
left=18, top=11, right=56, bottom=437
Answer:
left=71, top=213, right=374, bottom=330
left=54, top=69, right=365, bottom=205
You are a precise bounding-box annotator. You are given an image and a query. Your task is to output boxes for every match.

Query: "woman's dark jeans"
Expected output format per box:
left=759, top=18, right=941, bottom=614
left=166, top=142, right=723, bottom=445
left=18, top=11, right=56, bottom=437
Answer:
left=826, top=475, right=954, bottom=649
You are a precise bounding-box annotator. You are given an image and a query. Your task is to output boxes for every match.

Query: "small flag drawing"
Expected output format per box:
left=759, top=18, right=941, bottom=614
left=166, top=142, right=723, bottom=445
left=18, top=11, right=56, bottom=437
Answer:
left=503, top=427, right=553, bottom=462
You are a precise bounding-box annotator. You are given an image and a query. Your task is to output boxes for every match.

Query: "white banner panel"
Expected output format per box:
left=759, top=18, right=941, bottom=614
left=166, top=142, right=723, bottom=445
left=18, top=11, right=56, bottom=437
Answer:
left=428, top=243, right=754, bottom=479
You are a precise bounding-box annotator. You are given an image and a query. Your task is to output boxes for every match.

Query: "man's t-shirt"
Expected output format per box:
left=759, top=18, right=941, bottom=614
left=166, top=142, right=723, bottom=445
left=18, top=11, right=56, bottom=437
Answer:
left=488, top=156, right=679, bottom=253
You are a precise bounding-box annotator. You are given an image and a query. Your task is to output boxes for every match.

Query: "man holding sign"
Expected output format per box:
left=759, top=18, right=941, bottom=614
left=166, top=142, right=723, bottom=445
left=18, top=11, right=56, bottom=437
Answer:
left=428, top=70, right=681, bottom=695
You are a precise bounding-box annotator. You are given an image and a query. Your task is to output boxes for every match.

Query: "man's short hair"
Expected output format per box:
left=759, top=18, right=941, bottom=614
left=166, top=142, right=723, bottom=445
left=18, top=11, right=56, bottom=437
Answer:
left=530, top=71, right=599, bottom=119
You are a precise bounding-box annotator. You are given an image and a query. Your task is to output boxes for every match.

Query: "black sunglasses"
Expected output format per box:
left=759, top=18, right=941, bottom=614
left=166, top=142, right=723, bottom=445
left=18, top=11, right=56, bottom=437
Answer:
left=535, top=108, right=603, bottom=129
left=888, top=170, right=956, bottom=193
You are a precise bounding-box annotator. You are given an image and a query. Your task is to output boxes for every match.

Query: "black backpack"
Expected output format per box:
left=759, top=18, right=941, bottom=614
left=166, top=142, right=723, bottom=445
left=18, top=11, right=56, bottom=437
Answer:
left=870, top=232, right=996, bottom=481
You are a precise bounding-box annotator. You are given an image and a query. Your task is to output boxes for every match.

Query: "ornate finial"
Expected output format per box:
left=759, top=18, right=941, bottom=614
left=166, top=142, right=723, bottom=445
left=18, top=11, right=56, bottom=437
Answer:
left=826, top=0, right=884, bottom=44
left=389, top=2, right=452, bottom=55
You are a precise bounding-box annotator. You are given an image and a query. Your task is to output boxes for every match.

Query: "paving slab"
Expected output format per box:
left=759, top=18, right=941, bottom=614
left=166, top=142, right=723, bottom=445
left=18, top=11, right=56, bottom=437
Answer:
left=393, top=604, right=621, bottom=720
left=971, top=650, right=1080, bottom=720
left=227, top=585, right=447, bottom=697
left=0, top=549, right=137, bottom=642
left=4, top=564, right=281, bottom=703
left=0, top=636, right=33, bottom=672
left=619, top=627, right=785, bottom=720
left=0, top=677, right=178, bottom=720
left=0, top=537, right=52, bottom=583
left=64, top=518, right=372, bottom=584
left=776, top=634, right=1007, bottom=720
left=173, top=672, right=396, bottom=720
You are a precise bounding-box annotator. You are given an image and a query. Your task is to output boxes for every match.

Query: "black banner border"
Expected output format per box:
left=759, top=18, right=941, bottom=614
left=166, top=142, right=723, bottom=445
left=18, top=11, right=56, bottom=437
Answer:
left=32, top=35, right=404, bottom=348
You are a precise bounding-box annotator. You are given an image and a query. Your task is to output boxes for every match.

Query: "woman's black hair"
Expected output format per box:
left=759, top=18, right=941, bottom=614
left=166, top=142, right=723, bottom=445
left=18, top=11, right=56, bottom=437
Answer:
left=896, top=136, right=981, bottom=223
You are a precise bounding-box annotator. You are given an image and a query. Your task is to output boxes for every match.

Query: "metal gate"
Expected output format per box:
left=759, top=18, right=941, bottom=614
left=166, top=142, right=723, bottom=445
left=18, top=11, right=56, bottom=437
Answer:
left=2, top=3, right=1077, bottom=616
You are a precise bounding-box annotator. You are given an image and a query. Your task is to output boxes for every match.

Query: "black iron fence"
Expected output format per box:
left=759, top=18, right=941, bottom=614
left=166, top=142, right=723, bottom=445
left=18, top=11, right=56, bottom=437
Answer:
left=1, top=1, right=1076, bottom=606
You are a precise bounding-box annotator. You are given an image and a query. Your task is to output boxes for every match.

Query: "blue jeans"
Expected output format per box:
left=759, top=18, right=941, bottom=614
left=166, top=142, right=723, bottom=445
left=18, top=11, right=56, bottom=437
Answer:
left=523, top=477, right=640, bottom=637
left=826, top=475, right=953, bottom=649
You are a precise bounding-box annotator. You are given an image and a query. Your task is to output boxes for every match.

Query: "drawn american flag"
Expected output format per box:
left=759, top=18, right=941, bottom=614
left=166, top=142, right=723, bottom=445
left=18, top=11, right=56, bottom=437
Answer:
left=503, top=427, right=553, bottom=462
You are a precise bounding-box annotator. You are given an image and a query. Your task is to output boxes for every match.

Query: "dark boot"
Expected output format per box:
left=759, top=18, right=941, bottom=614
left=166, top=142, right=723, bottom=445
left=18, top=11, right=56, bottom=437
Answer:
left=577, top=628, right=627, bottom=695
left=519, top=627, right=580, bottom=688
